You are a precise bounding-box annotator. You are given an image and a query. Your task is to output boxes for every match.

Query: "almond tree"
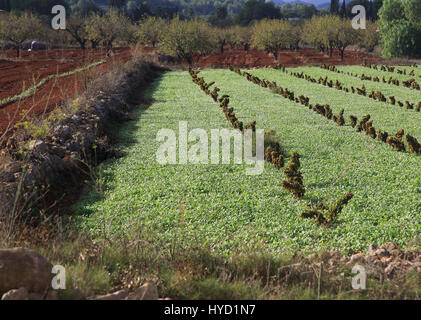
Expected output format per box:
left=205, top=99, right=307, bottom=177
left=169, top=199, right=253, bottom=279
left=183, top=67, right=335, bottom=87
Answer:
left=358, top=20, right=380, bottom=52
left=0, top=12, right=44, bottom=57
left=332, top=17, right=358, bottom=60
left=66, top=15, right=89, bottom=49
left=85, top=10, right=131, bottom=52
left=251, top=19, right=294, bottom=62
left=161, top=17, right=216, bottom=66
left=303, top=16, right=329, bottom=54
left=231, top=26, right=252, bottom=51
left=136, top=16, right=166, bottom=47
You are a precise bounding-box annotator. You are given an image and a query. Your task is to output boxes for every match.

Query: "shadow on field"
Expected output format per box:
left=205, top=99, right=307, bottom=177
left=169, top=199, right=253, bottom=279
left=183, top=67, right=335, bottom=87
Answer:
left=73, top=73, right=165, bottom=215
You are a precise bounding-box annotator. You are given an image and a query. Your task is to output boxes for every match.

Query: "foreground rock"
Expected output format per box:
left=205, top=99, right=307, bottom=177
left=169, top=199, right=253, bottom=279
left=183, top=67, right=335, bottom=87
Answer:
left=0, top=248, right=53, bottom=296
left=126, top=283, right=159, bottom=300
left=92, top=289, right=129, bottom=301
left=90, top=283, right=160, bottom=301
left=1, top=287, right=29, bottom=300
left=305, top=242, right=421, bottom=282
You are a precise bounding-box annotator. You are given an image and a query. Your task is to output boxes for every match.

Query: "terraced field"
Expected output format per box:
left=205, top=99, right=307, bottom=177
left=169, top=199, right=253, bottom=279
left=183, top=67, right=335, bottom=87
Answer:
left=73, top=67, right=421, bottom=255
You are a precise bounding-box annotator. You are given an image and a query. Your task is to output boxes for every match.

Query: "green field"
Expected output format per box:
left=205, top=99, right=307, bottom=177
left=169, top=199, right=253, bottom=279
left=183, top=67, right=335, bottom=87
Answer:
left=73, top=67, right=421, bottom=256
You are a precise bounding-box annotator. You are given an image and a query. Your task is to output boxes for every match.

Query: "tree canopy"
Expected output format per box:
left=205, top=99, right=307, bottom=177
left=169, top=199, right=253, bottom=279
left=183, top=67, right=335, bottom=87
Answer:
left=379, top=0, right=421, bottom=58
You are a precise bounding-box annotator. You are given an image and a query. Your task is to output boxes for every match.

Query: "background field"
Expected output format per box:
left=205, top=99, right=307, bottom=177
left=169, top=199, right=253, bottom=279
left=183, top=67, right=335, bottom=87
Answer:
left=72, top=67, right=421, bottom=255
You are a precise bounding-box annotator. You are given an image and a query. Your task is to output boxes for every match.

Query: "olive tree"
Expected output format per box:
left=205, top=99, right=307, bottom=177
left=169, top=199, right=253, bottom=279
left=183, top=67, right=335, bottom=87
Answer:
left=161, top=17, right=216, bottom=66
left=0, top=12, right=44, bottom=57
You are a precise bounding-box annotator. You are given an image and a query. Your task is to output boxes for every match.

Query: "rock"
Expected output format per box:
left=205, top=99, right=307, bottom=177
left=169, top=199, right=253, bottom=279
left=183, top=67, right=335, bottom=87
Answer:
left=385, top=261, right=401, bottom=277
left=367, top=244, right=378, bottom=256
left=382, top=242, right=399, bottom=253
left=307, top=253, right=318, bottom=262
left=28, top=140, right=48, bottom=155
left=389, top=249, right=403, bottom=259
left=1, top=287, right=29, bottom=300
left=350, top=253, right=365, bottom=264
left=66, top=141, right=81, bottom=153
left=93, top=289, right=129, bottom=301
left=50, top=145, right=67, bottom=158
left=53, top=125, right=72, bottom=140
left=46, top=290, right=59, bottom=300
left=126, top=283, right=159, bottom=301
left=0, top=248, right=53, bottom=295
left=374, top=248, right=389, bottom=258
left=28, top=292, right=44, bottom=300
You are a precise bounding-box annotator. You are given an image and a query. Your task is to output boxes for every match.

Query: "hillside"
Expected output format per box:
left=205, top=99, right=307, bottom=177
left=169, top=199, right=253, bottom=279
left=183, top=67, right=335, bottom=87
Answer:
left=86, top=0, right=249, bottom=15
left=85, top=0, right=329, bottom=15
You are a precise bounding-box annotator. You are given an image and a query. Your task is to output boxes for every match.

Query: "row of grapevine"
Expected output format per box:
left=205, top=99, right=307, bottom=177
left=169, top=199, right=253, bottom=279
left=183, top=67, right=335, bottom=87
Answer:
left=188, top=68, right=285, bottom=173
left=362, top=62, right=419, bottom=77
left=230, top=66, right=421, bottom=157
left=208, top=68, right=356, bottom=225
left=188, top=69, right=311, bottom=201
left=320, top=64, right=420, bottom=91
left=301, top=192, right=354, bottom=227
left=276, top=65, right=421, bottom=113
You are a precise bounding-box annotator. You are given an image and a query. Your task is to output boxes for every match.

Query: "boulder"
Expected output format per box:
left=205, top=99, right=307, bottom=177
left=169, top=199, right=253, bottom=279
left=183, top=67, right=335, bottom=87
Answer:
left=0, top=248, right=53, bottom=295
left=28, top=140, right=48, bottom=155
left=1, top=287, right=29, bottom=300
left=93, top=289, right=129, bottom=301
left=126, top=283, right=159, bottom=300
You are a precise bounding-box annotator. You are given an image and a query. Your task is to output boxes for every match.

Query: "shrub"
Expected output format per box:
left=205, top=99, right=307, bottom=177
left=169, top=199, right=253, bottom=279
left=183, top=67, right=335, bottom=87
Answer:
left=349, top=115, right=358, bottom=128
left=357, top=115, right=371, bottom=132
left=377, top=130, right=389, bottom=143
left=281, top=152, right=305, bottom=199
left=386, top=136, right=406, bottom=152
left=405, top=134, right=421, bottom=155
left=301, top=192, right=354, bottom=226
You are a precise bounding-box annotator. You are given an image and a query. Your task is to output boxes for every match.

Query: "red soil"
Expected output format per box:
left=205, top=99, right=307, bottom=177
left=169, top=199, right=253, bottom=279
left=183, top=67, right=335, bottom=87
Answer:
left=194, top=47, right=381, bottom=69
left=0, top=46, right=381, bottom=134
left=0, top=48, right=132, bottom=134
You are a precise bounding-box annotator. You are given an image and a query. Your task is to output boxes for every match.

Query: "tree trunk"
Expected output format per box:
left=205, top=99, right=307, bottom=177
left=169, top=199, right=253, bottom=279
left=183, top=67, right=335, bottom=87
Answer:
left=78, top=40, right=86, bottom=50
left=186, top=56, right=193, bottom=66
left=244, top=43, right=249, bottom=52
left=340, top=48, right=344, bottom=61
left=16, top=46, right=20, bottom=58
left=273, top=50, right=279, bottom=62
